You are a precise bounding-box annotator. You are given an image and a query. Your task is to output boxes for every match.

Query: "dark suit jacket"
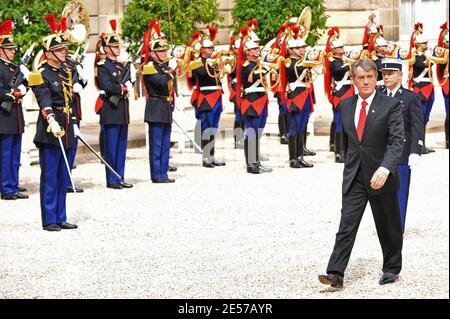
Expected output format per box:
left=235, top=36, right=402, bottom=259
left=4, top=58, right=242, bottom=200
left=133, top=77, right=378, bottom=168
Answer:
left=380, top=85, right=424, bottom=164
left=339, top=92, right=404, bottom=196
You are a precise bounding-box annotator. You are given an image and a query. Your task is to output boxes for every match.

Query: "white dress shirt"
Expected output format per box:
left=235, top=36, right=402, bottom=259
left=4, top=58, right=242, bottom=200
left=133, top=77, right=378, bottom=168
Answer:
left=386, top=84, right=401, bottom=98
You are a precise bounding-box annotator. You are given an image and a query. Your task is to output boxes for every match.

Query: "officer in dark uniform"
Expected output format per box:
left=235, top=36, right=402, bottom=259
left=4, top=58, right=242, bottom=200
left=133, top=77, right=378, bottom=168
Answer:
left=237, top=33, right=272, bottom=174
left=141, top=19, right=176, bottom=183
left=380, top=58, right=424, bottom=233
left=95, top=20, right=134, bottom=189
left=29, top=14, right=78, bottom=231
left=0, top=19, right=29, bottom=200
left=284, top=34, right=314, bottom=168
left=188, top=26, right=225, bottom=168
left=324, top=28, right=355, bottom=163
left=408, top=24, right=435, bottom=154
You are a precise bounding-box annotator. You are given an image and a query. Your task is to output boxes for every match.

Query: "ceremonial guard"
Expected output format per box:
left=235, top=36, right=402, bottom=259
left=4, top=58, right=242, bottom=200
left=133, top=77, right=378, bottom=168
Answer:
left=434, top=23, right=449, bottom=148
left=407, top=23, right=435, bottom=154
left=270, top=25, right=290, bottom=145
left=236, top=28, right=272, bottom=174
left=362, top=14, right=388, bottom=86
left=229, top=33, right=245, bottom=149
left=30, top=14, right=78, bottom=231
left=188, top=26, right=225, bottom=168
left=380, top=58, right=424, bottom=233
left=95, top=20, right=134, bottom=189
left=141, top=19, right=176, bottom=183
left=324, top=27, right=354, bottom=163
left=0, top=20, right=29, bottom=200
left=283, top=27, right=314, bottom=168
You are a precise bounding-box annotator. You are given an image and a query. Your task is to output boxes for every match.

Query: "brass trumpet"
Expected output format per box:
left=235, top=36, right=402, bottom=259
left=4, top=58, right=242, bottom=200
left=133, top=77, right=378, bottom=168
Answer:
left=256, top=54, right=285, bottom=91
left=204, top=50, right=237, bottom=79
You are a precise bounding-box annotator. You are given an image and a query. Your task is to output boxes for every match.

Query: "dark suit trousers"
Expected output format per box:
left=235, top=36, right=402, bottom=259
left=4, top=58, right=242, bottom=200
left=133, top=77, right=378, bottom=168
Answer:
left=326, top=168, right=403, bottom=276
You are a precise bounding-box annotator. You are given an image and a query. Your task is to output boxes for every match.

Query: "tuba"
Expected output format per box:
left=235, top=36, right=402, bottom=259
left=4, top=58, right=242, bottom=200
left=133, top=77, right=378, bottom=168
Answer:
left=32, top=1, right=90, bottom=71
left=61, top=1, right=90, bottom=46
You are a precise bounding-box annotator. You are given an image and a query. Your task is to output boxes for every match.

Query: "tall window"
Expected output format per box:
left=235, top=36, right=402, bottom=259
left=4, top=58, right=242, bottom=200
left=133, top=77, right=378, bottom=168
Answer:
left=400, top=0, right=447, bottom=42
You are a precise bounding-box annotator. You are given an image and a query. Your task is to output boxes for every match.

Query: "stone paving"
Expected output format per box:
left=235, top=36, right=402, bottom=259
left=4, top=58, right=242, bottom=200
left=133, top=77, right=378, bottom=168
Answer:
left=0, top=131, right=448, bottom=298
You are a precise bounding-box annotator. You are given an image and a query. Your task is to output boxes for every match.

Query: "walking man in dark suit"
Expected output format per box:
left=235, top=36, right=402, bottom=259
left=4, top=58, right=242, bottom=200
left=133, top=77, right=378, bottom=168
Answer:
left=380, top=58, right=424, bottom=233
left=318, top=59, right=404, bottom=288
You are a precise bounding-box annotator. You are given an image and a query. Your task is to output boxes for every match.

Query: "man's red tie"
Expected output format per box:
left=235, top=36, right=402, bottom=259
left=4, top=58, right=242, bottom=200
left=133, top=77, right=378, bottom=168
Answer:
left=357, top=100, right=368, bottom=141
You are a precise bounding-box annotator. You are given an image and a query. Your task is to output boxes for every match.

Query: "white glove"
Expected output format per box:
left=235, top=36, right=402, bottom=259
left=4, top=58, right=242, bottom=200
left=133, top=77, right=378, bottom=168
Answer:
left=73, top=82, right=83, bottom=94
left=223, top=64, right=232, bottom=74
left=20, top=64, right=30, bottom=81
left=73, top=124, right=81, bottom=137
left=48, top=117, right=63, bottom=136
left=408, top=153, right=420, bottom=168
left=76, top=64, right=88, bottom=83
left=125, top=80, right=133, bottom=94
left=17, top=84, right=27, bottom=96
left=129, top=63, right=137, bottom=83
left=168, top=58, right=178, bottom=71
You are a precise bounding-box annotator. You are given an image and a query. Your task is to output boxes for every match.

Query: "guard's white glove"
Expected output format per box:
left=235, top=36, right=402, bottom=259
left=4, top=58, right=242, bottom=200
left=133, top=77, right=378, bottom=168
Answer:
left=20, top=64, right=30, bottom=81
left=17, top=84, right=27, bottom=96
left=73, top=124, right=81, bottom=137
left=48, top=117, right=64, bottom=137
left=168, top=58, right=178, bottom=71
left=408, top=153, right=420, bottom=168
left=129, top=63, right=137, bottom=83
left=73, top=82, right=83, bottom=94
left=125, top=80, right=133, bottom=94
left=76, top=64, right=88, bottom=83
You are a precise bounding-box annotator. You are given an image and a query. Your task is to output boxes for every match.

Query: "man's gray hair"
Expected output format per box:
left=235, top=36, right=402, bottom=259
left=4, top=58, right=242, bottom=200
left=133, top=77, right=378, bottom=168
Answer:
left=351, top=59, right=378, bottom=77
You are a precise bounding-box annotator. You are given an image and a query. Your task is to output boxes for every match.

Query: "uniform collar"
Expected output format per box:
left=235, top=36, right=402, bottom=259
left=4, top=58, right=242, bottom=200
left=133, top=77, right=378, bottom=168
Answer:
left=0, top=57, right=14, bottom=66
left=387, top=84, right=402, bottom=97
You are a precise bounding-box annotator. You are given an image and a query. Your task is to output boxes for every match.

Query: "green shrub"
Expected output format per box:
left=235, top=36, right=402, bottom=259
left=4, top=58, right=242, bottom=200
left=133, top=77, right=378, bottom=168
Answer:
left=232, top=0, right=328, bottom=46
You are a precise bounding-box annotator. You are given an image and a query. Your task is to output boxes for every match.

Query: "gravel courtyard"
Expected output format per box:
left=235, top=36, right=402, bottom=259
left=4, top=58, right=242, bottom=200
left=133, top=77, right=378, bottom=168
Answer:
left=1, top=132, right=448, bottom=299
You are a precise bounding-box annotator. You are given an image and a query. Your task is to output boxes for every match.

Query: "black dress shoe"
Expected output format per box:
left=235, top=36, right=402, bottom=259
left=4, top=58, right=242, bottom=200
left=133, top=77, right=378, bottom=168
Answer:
left=246, top=164, right=261, bottom=174
left=168, top=165, right=178, bottom=172
left=379, top=272, right=398, bottom=285
left=280, top=135, right=289, bottom=145
left=107, top=184, right=123, bottom=189
left=15, top=192, right=29, bottom=199
left=18, top=186, right=27, bottom=192
left=318, top=273, right=344, bottom=288
left=213, top=159, right=226, bottom=166
left=290, top=159, right=302, bottom=168
left=120, top=181, right=133, bottom=188
left=43, top=224, right=61, bottom=232
left=258, top=164, right=273, bottom=173
left=335, top=155, right=345, bottom=163
left=303, top=147, right=316, bottom=156
left=152, top=178, right=175, bottom=183
left=202, top=161, right=215, bottom=168
left=1, top=193, right=17, bottom=200
left=298, top=157, right=314, bottom=168
left=67, top=186, right=84, bottom=193
left=58, top=222, right=78, bottom=230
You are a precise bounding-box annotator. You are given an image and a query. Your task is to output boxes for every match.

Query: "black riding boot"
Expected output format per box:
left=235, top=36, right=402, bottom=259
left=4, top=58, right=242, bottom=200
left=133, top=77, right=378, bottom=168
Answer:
left=279, top=115, right=288, bottom=144
left=329, top=121, right=336, bottom=152
left=303, top=128, right=316, bottom=156
left=211, top=135, right=225, bottom=166
left=297, top=133, right=313, bottom=167
left=289, top=135, right=301, bottom=168
left=202, top=136, right=214, bottom=168
left=245, top=137, right=260, bottom=174
left=334, top=132, right=345, bottom=163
